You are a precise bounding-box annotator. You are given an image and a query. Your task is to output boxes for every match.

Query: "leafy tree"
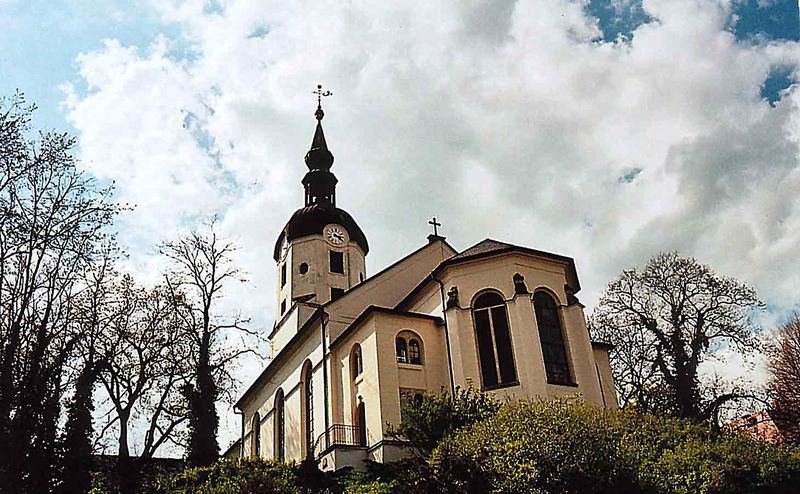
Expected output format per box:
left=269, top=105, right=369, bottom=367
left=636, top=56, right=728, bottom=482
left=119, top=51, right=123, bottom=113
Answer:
left=768, top=314, right=800, bottom=443
left=590, top=252, right=764, bottom=422
left=60, top=363, right=100, bottom=494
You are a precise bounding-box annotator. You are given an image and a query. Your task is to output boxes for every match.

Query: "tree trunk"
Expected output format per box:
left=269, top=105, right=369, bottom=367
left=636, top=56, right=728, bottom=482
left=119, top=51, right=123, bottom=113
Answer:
left=187, top=333, right=219, bottom=467
left=118, top=409, right=130, bottom=458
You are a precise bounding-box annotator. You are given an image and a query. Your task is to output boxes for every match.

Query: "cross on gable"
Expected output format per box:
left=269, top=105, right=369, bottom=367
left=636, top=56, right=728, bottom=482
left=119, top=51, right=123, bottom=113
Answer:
left=428, top=217, right=442, bottom=237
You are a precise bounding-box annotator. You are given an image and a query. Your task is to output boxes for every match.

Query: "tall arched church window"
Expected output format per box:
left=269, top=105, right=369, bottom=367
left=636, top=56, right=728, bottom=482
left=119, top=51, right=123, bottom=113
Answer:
left=395, top=337, right=408, bottom=363
left=472, top=291, right=517, bottom=388
left=274, top=389, right=285, bottom=461
left=357, top=400, right=367, bottom=446
left=251, top=412, right=261, bottom=457
left=533, top=291, right=571, bottom=385
left=408, top=339, right=422, bottom=364
left=302, top=361, right=314, bottom=458
left=351, top=344, right=363, bottom=380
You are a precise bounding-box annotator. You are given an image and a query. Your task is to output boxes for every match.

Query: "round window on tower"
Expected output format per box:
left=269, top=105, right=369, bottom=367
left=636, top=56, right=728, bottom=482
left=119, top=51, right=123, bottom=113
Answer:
left=299, top=262, right=309, bottom=275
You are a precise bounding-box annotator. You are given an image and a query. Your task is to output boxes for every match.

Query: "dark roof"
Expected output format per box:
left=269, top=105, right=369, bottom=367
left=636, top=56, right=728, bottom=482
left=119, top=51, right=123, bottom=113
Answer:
left=273, top=203, right=369, bottom=260
left=441, top=239, right=580, bottom=291
left=396, top=238, right=581, bottom=310
left=448, top=239, right=514, bottom=260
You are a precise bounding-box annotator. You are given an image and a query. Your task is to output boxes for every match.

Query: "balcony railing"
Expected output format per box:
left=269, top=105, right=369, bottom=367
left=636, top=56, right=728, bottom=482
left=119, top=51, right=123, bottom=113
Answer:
left=312, top=424, right=364, bottom=459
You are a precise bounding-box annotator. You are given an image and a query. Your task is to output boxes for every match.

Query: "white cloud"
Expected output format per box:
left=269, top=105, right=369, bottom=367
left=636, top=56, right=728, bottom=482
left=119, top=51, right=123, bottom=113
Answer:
left=61, top=0, right=800, bottom=446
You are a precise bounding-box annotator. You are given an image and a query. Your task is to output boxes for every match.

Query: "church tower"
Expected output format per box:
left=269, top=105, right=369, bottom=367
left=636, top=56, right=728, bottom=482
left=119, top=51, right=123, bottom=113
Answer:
left=272, top=86, right=369, bottom=322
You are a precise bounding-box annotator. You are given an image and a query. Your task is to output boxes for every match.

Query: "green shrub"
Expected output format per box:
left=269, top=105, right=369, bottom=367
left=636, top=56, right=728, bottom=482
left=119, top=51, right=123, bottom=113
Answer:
left=145, top=396, right=800, bottom=494
left=357, top=458, right=441, bottom=494
left=389, top=386, right=499, bottom=456
left=149, top=458, right=302, bottom=494
left=430, top=398, right=800, bottom=494
left=341, top=468, right=397, bottom=494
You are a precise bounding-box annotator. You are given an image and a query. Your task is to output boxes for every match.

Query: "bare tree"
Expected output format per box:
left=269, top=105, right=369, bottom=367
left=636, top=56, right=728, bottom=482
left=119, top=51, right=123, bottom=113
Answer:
left=0, top=93, right=121, bottom=492
left=768, top=314, right=800, bottom=443
left=160, top=222, right=257, bottom=466
left=590, top=252, right=764, bottom=423
left=95, top=275, right=192, bottom=459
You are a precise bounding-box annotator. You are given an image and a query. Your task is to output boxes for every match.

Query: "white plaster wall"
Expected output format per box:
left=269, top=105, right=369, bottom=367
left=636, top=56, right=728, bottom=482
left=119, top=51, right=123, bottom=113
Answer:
left=404, top=252, right=610, bottom=408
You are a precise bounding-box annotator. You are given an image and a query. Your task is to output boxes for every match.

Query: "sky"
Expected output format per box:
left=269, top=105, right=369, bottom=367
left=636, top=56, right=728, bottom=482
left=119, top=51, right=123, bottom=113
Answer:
left=2, top=0, right=800, bottom=453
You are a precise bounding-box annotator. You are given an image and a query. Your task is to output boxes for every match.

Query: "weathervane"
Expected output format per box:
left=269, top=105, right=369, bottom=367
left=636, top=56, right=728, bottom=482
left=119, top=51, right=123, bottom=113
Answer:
left=313, top=84, right=333, bottom=121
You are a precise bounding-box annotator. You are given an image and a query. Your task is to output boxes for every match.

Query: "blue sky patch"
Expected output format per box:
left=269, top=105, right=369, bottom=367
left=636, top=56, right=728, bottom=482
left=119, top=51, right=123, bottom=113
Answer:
left=248, top=26, right=270, bottom=39
left=619, top=167, right=643, bottom=184
left=0, top=0, right=180, bottom=133
left=762, top=66, right=795, bottom=106
left=587, top=0, right=799, bottom=44
left=586, top=0, right=652, bottom=42
left=731, top=0, right=800, bottom=43
left=203, top=0, right=226, bottom=16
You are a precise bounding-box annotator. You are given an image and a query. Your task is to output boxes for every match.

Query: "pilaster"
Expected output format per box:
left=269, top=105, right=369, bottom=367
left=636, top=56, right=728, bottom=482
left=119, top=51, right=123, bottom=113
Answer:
left=561, top=303, right=603, bottom=405
left=506, top=294, right=548, bottom=396
left=444, top=306, right=480, bottom=389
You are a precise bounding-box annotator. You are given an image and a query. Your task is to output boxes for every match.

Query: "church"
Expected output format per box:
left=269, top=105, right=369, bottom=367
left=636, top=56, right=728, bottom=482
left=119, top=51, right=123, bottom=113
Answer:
left=226, top=89, right=617, bottom=470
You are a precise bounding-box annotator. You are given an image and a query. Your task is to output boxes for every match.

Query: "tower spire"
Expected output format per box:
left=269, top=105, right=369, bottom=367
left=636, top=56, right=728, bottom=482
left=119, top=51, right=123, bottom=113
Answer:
left=305, top=84, right=334, bottom=171
left=303, top=84, right=337, bottom=205
left=310, top=84, right=332, bottom=150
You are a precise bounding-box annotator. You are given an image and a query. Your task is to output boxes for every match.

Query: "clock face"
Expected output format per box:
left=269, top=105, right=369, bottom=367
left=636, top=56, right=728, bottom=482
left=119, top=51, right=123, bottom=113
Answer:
left=325, top=225, right=346, bottom=245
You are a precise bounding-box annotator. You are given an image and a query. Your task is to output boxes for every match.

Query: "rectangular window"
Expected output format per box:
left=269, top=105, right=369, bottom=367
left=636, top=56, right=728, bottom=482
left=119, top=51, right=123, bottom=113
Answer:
left=329, top=250, right=344, bottom=274
left=331, top=287, right=345, bottom=301
left=280, top=299, right=286, bottom=315
left=281, top=263, right=287, bottom=287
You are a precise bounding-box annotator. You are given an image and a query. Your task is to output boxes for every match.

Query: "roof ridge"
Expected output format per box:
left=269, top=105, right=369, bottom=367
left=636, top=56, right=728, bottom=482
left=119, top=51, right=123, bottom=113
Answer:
left=451, top=238, right=514, bottom=259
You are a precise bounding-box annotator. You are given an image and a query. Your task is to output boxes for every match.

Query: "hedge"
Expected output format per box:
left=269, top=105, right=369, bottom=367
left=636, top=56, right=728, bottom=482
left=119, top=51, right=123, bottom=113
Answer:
left=430, top=398, right=800, bottom=494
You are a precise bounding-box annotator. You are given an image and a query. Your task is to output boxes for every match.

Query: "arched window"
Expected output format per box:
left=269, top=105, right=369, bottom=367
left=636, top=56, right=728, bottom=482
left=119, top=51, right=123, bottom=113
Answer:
left=251, top=412, right=261, bottom=458
left=534, top=291, right=571, bottom=385
left=395, top=337, right=408, bottom=363
left=472, top=291, right=517, bottom=388
left=356, top=400, right=367, bottom=447
left=274, top=389, right=285, bottom=461
left=408, top=339, right=422, bottom=364
left=351, top=344, right=363, bottom=380
left=302, top=361, right=314, bottom=458
left=396, top=331, right=423, bottom=365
